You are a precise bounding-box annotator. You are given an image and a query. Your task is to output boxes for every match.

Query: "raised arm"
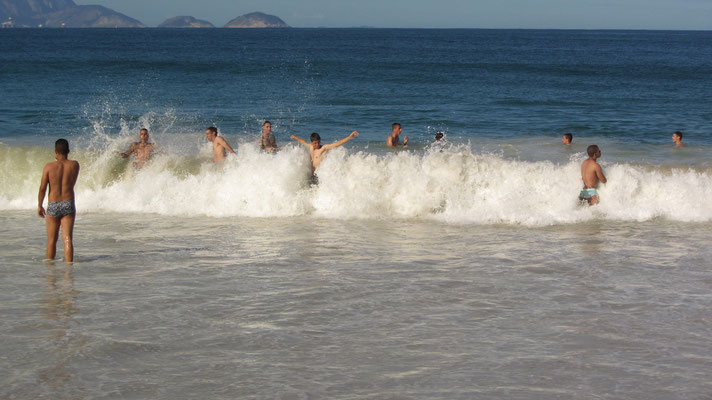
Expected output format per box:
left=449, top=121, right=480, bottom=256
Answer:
left=323, top=131, right=359, bottom=150
left=290, top=135, right=311, bottom=148
left=37, top=165, right=49, bottom=218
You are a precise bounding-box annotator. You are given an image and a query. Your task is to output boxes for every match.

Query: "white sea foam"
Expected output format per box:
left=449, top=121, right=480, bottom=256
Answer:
left=2, top=139, right=712, bottom=225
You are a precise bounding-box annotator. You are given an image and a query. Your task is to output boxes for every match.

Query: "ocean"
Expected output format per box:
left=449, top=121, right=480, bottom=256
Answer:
left=1, top=28, right=711, bottom=399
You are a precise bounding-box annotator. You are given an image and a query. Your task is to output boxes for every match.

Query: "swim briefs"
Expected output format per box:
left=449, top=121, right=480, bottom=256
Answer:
left=46, top=201, right=75, bottom=218
left=579, top=188, right=598, bottom=200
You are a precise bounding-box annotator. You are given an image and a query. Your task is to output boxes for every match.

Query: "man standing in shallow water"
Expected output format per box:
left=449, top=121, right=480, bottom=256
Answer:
left=579, top=144, right=607, bottom=206
left=117, top=128, right=155, bottom=168
left=38, top=139, right=80, bottom=262
left=290, top=131, right=359, bottom=183
left=205, top=127, right=235, bottom=162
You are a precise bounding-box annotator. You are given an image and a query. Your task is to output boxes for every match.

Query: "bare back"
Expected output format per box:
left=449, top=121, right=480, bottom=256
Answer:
left=43, top=159, right=80, bottom=202
left=581, top=158, right=605, bottom=189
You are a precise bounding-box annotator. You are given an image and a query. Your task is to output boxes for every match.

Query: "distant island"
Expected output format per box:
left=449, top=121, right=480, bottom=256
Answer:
left=158, top=16, right=214, bottom=28
left=224, top=12, right=289, bottom=28
left=2, top=2, right=293, bottom=28
left=1, top=0, right=144, bottom=27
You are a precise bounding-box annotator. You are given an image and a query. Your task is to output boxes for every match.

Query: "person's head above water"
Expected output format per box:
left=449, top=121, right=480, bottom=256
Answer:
left=562, top=133, right=572, bottom=145
left=263, top=121, right=272, bottom=134
left=672, top=131, right=683, bottom=146
left=55, top=138, right=69, bottom=155
left=392, top=123, right=402, bottom=134
left=310, top=132, right=321, bottom=144
left=205, top=126, right=218, bottom=141
left=139, top=128, right=149, bottom=142
left=435, top=131, right=444, bottom=141
left=587, top=144, right=601, bottom=158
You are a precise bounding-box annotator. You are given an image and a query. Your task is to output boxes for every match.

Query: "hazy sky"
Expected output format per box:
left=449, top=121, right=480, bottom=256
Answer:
left=77, top=0, right=712, bottom=29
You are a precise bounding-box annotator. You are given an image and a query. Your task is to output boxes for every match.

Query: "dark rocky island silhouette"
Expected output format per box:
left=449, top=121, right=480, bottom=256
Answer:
left=224, top=12, right=289, bottom=28
left=1, top=0, right=145, bottom=27
left=2, top=2, right=291, bottom=28
left=45, top=5, right=144, bottom=27
left=158, top=16, right=214, bottom=28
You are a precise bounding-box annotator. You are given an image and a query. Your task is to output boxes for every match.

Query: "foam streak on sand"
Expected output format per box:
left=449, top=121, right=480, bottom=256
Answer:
left=2, top=141, right=711, bottom=225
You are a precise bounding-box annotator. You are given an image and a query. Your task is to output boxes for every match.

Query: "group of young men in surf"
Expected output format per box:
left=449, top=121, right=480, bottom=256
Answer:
left=38, top=124, right=686, bottom=262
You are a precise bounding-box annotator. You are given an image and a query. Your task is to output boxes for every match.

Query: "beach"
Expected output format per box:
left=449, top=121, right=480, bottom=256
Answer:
left=1, top=28, right=712, bottom=398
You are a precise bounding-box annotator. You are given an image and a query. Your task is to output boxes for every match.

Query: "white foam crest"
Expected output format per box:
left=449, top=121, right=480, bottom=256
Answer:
left=78, top=144, right=313, bottom=217
left=593, top=164, right=712, bottom=222
left=3, top=142, right=712, bottom=225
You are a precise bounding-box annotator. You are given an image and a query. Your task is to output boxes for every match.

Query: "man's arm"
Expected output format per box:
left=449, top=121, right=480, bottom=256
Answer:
left=386, top=134, right=395, bottom=147
left=403, top=136, right=408, bottom=147
left=290, top=135, right=311, bottom=148
left=323, top=131, right=359, bottom=150
left=117, top=143, right=136, bottom=158
left=596, top=164, right=607, bottom=184
left=37, top=165, right=49, bottom=218
left=217, top=137, right=235, bottom=154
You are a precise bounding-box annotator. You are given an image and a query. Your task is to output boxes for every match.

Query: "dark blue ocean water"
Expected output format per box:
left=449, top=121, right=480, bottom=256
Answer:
left=1, top=28, right=711, bottom=145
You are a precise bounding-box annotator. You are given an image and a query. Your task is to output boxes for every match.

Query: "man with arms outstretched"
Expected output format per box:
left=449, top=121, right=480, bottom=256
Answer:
left=205, top=126, right=235, bottom=162
left=579, top=144, right=607, bottom=206
left=38, top=139, right=80, bottom=262
left=290, top=131, right=359, bottom=183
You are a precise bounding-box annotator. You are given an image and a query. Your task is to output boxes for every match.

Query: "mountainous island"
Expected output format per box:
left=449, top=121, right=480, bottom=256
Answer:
left=1, top=0, right=144, bottom=27
left=158, top=16, right=214, bottom=28
left=224, top=12, right=290, bottom=28
left=1, top=1, right=289, bottom=28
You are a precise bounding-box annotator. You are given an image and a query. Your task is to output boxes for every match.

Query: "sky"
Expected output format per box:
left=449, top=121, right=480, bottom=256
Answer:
left=76, top=0, right=712, bottom=29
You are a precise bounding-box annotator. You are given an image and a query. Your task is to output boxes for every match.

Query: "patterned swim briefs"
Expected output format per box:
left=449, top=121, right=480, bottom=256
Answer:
left=46, top=201, right=75, bottom=218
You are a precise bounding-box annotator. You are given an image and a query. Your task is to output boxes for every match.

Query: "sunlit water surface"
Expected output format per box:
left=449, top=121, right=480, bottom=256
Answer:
left=2, top=211, right=710, bottom=399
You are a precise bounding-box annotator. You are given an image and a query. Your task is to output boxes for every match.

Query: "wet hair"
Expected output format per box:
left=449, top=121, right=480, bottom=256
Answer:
left=563, top=133, right=573, bottom=142
left=310, top=132, right=321, bottom=142
left=140, top=128, right=148, bottom=134
left=392, top=123, right=401, bottom=129
left=207, top=126, right=218, bottom=134
left=435, top=131, right=444, bottom=141
left=263, top=121, right=271, bottom=126
left=673, top=131, right=683, bottom=139
left=55, top=138, right=69, bottom=155
left=587, top=145, right=600, bottom=157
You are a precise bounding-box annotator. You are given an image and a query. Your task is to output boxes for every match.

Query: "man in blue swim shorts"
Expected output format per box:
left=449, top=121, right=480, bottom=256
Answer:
left=38, top=139, right=80, bottom=262
left=579, top=144, right=606, bottom=206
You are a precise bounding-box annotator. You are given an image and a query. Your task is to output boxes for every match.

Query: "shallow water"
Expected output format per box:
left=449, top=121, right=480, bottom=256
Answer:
left=2, top=211, right=711, bottom=399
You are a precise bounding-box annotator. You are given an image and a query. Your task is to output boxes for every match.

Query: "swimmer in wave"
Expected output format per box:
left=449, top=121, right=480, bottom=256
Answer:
left=290, top=131, right=359, bottom=184
left=579, top=144, right=607, bottom=206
